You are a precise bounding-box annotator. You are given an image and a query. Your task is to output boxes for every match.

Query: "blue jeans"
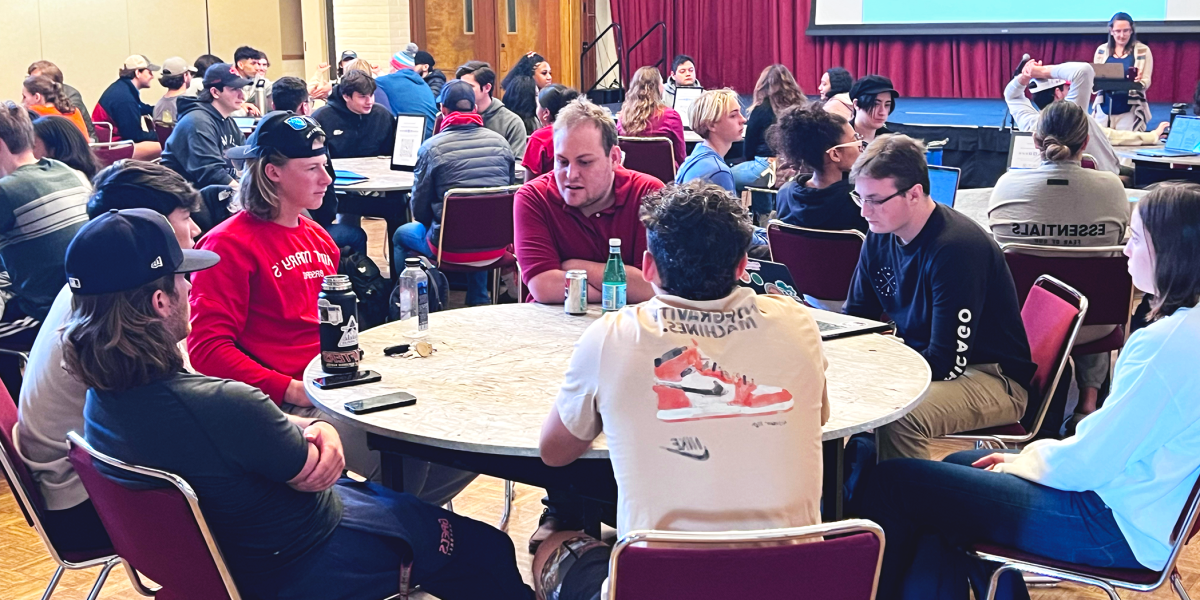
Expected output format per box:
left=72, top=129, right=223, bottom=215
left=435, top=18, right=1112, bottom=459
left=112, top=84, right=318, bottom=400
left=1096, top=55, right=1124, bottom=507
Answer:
left=860, top=449, right=1143, bottom=600
left=392, top=222, right=490, bottom=306
left=326, top=222, right=368, bottom=256
left=731, top=156, right=771, bottom=193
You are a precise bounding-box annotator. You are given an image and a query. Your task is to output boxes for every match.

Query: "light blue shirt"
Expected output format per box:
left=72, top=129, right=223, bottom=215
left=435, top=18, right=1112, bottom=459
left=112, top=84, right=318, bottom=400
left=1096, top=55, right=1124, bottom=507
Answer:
left=675, top=141, right=734, bottom=192
left=995, top=306, right=1200, bottom=569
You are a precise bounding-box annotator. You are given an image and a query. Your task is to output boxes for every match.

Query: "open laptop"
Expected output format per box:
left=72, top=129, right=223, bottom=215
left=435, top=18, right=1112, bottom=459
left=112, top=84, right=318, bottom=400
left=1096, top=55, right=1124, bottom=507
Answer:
left=1137, top=115, right=1200, bottom=158
left=672, top=86, right=704, bottom=130
left=737, top=259, right=892, bottom=340
left=390, top=114, right=429, bottom=171
left=232, top=116, right=258, bottom=132
left=1092, top=62, right=1128, bottom=81
left=927, top=165, right=961, bottom=208
left=1007, top=131, right=1040, bottom=170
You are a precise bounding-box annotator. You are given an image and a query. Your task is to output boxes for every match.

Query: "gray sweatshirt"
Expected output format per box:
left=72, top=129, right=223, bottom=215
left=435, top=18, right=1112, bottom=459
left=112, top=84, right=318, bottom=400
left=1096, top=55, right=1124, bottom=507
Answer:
left=988, top=160, right=1129, bottom=248
left=479, top=97, right=528, bottom=156
left=1004, top=62, right=1121, bottom=175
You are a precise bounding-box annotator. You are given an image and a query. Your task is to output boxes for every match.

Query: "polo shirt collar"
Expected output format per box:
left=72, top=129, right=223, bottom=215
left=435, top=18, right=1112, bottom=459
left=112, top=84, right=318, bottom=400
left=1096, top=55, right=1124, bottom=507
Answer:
left=561, top=166, right=633, bottom=217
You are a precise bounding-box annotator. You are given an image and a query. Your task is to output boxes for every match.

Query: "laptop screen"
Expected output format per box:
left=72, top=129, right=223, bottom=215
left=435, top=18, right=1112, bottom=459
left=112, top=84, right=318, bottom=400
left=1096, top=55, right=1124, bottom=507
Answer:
left=1007, top=131, right=1040, bottom=169
left=1166, top=116, right=1200, bottom=152
left=927, top=165, right=961, bottom=208
left=673, top=87, right=705, bottom=129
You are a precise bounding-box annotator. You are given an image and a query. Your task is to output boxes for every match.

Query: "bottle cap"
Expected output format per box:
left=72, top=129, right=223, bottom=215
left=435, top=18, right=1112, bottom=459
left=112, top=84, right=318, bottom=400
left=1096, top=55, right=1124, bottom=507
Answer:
left=404, top=257, right=422, bottom=267
left=608, top=238, right=621, bottom=246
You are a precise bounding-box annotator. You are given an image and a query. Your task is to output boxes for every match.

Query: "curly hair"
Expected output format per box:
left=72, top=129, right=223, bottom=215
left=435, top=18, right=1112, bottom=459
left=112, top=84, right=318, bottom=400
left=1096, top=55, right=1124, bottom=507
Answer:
left=501, top=52, right=545, bottom=123
left=640, top=181, right=753, bottom=301
left=619, top=66, right=666, bottom=137
left=768, top=106, right=850, bottom=170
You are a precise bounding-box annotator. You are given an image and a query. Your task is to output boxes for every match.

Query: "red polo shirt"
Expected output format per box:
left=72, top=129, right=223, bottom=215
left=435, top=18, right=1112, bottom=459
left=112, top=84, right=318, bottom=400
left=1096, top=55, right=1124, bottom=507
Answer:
left=514, top=166, right=665, bottom=287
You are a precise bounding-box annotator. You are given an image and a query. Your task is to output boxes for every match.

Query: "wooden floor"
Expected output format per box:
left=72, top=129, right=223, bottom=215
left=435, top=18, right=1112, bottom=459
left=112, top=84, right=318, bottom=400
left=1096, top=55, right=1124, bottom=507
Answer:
left=3, top=221, right=1200, bottom=599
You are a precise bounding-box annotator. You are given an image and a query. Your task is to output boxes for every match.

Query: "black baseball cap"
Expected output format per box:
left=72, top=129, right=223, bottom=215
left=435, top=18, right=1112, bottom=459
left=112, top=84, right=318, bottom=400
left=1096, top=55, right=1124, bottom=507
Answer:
left=226, top=111, right=328, bottom=160
left=65, top=209, right=219, bottom=296
left=849, top=75, right=900, bottom=101
left=203, top=63, right=253, bottom=91
left=340, top=50, right=358, bottom=63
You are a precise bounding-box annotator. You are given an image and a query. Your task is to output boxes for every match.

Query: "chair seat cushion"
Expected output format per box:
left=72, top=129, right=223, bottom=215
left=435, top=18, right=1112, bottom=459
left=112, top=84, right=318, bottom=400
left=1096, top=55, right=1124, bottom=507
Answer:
left=971, top=542, right=1162, bottom=585
left=1072, top=326, right=1125, bottom=356
left=958, top=422, right=1027, bottom=437
left=437, top=251, right=516, bottom=273
left=60, top=547, right=117, bottom=564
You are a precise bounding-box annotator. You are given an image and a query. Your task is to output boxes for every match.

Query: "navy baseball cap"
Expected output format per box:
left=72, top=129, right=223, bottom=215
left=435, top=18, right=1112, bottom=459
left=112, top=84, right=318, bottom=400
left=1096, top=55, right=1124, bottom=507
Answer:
left=437, top=79, right=476, bottom=112
left=226, top=111, right=327, bottom=160
left=203, top=63, right=253, bottom=91
left=65, top=209, right=219, bottom=296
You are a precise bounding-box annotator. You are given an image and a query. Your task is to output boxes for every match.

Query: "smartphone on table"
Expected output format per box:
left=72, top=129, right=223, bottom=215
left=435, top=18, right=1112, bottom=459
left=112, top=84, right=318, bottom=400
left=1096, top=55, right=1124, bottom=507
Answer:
left=344, top=391, right=418, bottom=415
left=312, top=370, right=381, bottom=390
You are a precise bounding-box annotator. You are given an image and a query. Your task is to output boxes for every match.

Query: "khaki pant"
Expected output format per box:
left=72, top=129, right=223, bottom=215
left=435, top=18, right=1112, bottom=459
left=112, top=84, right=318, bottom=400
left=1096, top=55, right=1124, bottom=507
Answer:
left=877, top=364, right=1028, bottom=462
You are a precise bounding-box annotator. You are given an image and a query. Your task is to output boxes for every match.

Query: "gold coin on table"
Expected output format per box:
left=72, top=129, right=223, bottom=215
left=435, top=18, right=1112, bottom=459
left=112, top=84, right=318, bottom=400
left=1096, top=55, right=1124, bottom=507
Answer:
left=414, top=341, right=434, bottom=357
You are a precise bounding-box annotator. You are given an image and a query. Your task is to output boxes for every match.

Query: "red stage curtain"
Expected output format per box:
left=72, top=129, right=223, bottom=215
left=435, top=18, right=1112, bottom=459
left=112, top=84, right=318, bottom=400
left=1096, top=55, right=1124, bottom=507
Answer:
left=610, top=0, right=1200, bottom=103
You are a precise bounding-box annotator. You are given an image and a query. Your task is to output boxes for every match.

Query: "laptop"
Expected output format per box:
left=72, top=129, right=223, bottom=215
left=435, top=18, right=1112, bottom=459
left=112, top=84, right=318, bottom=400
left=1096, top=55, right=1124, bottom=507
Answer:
left=927, top=165, right=961, bottom=208
left=390, top=114, right=429, bottom=171
left=672, top=86, right=705, bottom=130
left=737, top=259, right=892, bottom=340
left=232, top=116, right=258, bottom=131
left=1137, top=116, right=1200, bottom=158
left=1092, top=62, right=1127, bottom=81
left=1007, top=131, right=1040, bottom=170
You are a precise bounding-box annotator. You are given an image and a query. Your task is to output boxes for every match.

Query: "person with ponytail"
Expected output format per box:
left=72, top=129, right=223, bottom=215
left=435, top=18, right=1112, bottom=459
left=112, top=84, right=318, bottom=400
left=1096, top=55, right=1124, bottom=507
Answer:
left=501, top=52, right=552, bottom=135
left=988, top=99, right=1128, bottom=420
left=21, top=76, right=88, bottom=138
left=522, top=83, right=579, bottom=179
left=617, top=66, right=686, bottom=168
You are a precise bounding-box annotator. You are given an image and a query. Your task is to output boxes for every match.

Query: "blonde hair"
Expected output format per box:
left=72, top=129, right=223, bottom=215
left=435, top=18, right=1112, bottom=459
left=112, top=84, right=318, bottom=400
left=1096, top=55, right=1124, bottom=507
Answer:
left=341, top=58, right=375, bottom=77
left=618, top=66, right=666, bottom=136
left=233, top=149, right=291, bottom=221
left=689, top=89, right=740, bottom=139
left=554, top=98, right=618, bottom=153
left=750, top=64, right=807, bottom=113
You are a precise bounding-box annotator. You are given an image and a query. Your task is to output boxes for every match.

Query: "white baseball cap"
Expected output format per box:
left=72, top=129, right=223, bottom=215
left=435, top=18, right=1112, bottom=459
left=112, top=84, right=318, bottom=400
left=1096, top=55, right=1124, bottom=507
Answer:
left=1029, top=78, right=1067, bottom=94
left=160, top=57, right=196, bottom=77
left=122, top=55, right=160, bottom=71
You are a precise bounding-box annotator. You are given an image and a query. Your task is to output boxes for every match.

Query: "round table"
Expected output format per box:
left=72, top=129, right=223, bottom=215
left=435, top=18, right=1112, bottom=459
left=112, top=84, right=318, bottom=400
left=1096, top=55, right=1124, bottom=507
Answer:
left=305, top=302, right=931, bottom=520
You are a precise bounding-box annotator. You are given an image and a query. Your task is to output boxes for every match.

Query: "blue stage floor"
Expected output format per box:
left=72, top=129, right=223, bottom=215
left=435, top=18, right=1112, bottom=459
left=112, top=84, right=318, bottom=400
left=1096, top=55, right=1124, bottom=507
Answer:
left=888, top=97, right=1175, bottom=129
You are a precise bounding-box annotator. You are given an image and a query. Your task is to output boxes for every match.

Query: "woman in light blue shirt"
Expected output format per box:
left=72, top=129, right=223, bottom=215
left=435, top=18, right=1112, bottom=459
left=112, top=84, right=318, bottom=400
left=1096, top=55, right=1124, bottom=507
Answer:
left=861, top=182, right=1200, bottom=600
left=675, top=88, right=744, bottom=193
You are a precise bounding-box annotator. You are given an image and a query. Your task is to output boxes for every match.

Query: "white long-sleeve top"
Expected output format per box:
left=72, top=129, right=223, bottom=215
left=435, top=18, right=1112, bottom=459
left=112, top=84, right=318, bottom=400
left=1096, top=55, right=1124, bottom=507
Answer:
left=995, top=306, right=1200, bottom=570
left=1004, top=62, right=1121, bottom=175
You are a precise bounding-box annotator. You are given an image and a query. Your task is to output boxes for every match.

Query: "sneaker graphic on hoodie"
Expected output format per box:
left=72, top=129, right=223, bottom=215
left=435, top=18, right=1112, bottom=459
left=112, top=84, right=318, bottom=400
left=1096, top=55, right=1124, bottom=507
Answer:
left=652, top=341, right=793, bottom=422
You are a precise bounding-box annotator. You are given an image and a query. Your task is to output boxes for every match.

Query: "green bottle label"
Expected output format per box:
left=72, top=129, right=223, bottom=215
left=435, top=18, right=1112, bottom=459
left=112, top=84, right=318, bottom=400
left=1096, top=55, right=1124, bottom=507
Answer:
left=602, top=282, right=626, bottom=311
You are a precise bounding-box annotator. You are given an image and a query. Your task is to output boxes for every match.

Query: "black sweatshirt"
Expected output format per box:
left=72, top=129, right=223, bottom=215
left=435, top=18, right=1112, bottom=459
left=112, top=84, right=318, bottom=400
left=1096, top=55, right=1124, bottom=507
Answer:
left=742, top=101, right=777, bottom=160
left=844, top=204, right=1035, bottom=390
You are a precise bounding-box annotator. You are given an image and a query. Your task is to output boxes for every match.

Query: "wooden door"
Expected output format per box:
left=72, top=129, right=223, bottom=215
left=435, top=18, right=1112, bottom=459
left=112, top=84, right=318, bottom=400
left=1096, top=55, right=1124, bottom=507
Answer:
left=495, top=0, right=547, bottom=82
left=412, top=0, right=498, bottom=79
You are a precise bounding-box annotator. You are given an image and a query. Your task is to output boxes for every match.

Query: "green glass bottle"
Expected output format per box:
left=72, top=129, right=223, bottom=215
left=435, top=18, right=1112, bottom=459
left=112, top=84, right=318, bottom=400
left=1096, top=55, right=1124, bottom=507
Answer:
left=602, top=238, right=626, bottom=312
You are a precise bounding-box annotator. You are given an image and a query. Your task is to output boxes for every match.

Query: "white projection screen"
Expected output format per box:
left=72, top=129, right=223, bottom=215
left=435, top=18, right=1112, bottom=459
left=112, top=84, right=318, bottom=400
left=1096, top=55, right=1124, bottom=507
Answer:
left=808, top=0, right=1200, bottom=35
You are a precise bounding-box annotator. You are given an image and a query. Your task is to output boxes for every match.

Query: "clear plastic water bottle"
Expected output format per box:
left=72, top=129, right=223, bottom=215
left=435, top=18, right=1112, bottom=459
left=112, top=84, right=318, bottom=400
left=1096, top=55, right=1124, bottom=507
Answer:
left=398, top=258, right=429, bottom=334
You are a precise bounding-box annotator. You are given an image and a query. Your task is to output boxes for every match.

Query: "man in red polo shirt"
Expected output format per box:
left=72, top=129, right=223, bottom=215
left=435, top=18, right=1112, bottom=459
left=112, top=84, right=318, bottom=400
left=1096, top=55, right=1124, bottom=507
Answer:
left=515, top=98, right=664, bottom=304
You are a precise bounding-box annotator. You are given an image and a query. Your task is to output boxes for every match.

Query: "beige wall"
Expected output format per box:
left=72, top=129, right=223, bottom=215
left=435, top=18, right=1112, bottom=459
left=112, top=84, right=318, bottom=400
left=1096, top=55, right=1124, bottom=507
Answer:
left=332, top=0, right=410, bottom=72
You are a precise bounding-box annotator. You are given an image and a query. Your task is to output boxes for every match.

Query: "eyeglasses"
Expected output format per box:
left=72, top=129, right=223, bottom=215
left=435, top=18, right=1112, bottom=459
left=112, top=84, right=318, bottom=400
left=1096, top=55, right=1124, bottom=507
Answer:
left=851, top=184, right=913, bottom=208
left=828, top=133, right=867, bottom=153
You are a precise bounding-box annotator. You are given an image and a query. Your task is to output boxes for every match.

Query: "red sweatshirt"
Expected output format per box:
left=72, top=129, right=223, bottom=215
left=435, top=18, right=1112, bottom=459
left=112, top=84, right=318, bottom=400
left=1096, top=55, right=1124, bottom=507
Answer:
left=187, top=211, right=340, bottom=404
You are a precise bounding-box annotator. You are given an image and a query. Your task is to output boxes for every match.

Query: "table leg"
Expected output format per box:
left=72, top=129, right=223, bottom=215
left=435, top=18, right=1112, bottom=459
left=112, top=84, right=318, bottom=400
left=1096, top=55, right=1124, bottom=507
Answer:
left=822, top=437, right=845, bottom=522
left=582, top=499, right=604, bottom=539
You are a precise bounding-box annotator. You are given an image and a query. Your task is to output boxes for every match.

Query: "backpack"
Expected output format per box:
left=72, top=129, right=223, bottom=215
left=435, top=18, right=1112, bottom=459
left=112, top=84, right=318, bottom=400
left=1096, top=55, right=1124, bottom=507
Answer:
left=338, top=251, right=390, bottom=331
left=388, top=256, right=451, bottom=321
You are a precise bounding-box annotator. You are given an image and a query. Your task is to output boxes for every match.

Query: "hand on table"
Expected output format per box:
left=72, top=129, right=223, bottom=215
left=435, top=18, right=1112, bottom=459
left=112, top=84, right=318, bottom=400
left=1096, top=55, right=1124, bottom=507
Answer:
left=972, top=453, right=1016, bottom=471
left=285, top=379, right=314, bottom=407
left=291, top=421, right=344, bottom=492
left=241, top=103, right=262, bottom=117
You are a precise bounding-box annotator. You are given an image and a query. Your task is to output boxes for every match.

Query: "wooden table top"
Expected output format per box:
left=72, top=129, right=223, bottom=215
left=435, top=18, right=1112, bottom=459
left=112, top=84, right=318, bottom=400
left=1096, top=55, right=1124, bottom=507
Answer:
left=305, top=303, right=931, bottom=459
left=332, top=156, right=416, bottom=193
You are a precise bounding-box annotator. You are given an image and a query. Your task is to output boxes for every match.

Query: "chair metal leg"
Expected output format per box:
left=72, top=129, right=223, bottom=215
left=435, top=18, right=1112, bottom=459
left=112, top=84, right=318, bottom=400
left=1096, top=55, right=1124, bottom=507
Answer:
left=988, top=564, right=1121, bottom=600
left=498, top=479, right=514, bottom=532
left=1173, top=570, right=1191, bottom=600
left=123, top=560, right=161, bottom=597
left=84, top=558, right=119, bottom=600
left=40, top=565, right=64, bottom=600
left=444, top=499, right=454, bottom=513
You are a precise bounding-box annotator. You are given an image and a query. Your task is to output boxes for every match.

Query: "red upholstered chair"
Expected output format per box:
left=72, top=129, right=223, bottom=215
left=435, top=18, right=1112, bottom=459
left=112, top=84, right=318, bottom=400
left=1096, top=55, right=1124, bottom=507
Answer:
left=435, top=185, right=523, bottom=305
left=944, top=275, right=1087, bottom=448
left=0, top=390, right=123, bottom=600
left=766, top=221, right=865, bottom=309
left=67, top=431, right=240, bottom=600
left=91, top=141, right=135, bottom=168
left=608, top=519, right=885, bottom=600
left=972, top=473, right=1200, bottom=600
left=155, top=122, right=173, bottom=148
left=92, top=121, right=114, bottom=143
left=619, top=136, right=676, bottom=184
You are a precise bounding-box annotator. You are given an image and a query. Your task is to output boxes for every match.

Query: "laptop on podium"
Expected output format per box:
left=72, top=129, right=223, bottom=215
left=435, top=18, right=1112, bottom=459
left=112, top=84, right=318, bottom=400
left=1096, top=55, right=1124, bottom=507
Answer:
left=1138, top=116, right=1200, bottom=158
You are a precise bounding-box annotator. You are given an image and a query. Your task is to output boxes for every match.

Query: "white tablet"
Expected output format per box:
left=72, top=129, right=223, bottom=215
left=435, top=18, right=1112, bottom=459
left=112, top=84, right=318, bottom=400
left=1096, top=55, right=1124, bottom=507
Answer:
left=391, top=114, right=428, bottom=171
left=1007, top=131, right=1040, bottom=170
left=673, top=87, right=705, bottom=130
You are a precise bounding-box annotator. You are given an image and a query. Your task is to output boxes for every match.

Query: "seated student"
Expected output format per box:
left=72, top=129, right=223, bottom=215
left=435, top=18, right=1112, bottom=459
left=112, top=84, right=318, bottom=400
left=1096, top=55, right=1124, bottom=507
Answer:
left=456, top=61, right=528, bottom=156
left=501, top=52, right=552, bottom=135
left=27, top=61, right=95, bottom=141
left=860, top=183, right=1200, bottom=600
left=414, top=50, right=446, bottom=98
left=522, top=84, right=579, bottom=180
left=64, top=210, right=533, bottom=600
left=392, top=79, right=515, bottom=306
left=819, top=66, right=855, bottom=121
left=1004, top=58, right=1121, bottom=175
left=94, top=55, right=162, bottom=160
left=21, top=76, right=88, bottom=138
left=989, top=100, right=1128, bottom=421
left=617, top=66, right=687, bottom=168
left=849, top=75, right=898, bottom=144
left=341, top=58, right=393, bottom=115
left=676, top=89, right=744, bottom=192
left=32, top=116, right=102, bottom=181
left=188, top=54, right=223, bottom=96
left=534, top=181, right=830, bottom=600
left=771, top=107, right=868, bottom=234
left=844, top=135, right=1035, bottom=461
left=153, top=57, right=197, bottom=125
left=0, top=103, right=89, bottom=349
left=312, top=69, right=396, bottom=159
left=161, top=63, right=249, bottom=190
left=233, top=46, right=271, bottom=117
left=375, top=49, right=437, bottom=137
left=14, top=160, right=201, bottom=555
left=735, top=64, right=808, bottom=192
left=663, top=54, right=700, bottom=107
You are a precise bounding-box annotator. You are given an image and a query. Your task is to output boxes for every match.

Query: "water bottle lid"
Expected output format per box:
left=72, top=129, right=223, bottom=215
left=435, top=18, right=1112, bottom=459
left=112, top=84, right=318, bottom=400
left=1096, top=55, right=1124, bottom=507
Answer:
left=608, top=238, right=621, bottom=247
left=404, top=257, right=422, bottom=267
left=321, top=274, right=352, bottom=291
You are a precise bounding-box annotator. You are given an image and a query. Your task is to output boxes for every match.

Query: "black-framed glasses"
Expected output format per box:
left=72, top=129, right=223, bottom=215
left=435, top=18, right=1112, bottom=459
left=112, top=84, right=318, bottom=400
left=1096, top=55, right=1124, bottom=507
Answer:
left=851, top=184, right=914, bottom=208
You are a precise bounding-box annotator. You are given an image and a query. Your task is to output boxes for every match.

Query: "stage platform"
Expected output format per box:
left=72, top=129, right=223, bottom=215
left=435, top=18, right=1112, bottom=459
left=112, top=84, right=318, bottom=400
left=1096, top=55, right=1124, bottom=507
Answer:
left=889, top=97, right=1177, bottom=129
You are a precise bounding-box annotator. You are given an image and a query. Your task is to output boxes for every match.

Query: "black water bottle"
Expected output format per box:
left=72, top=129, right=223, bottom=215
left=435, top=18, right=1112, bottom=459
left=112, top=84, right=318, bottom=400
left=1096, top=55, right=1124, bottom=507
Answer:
left=318, top=274, right=360, bottom=373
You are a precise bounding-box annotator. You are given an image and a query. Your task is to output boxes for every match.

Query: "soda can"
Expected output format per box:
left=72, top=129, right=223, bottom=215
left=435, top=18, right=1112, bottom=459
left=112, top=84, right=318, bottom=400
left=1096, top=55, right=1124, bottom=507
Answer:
left=318, top=274, right=360, bottom=373
left=565, top=270, right=588, bottom=315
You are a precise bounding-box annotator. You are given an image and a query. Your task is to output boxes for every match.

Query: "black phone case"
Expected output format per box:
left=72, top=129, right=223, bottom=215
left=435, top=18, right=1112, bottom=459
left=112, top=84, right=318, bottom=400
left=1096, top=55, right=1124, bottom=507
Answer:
left=313, top=371, right=381, bottom=390
left=345, top=396, right=416, bottom=414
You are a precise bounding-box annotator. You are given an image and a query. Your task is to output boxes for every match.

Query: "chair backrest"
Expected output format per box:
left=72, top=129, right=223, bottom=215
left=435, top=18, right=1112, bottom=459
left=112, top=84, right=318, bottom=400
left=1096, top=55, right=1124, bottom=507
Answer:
left=1018, top=276, right=1088, bottom=433
left=91, top=141, right=136, bottom=168
left=1080, top=154, right=1098, bottom=170
left=767, top=220, right=865, bottom=303
left=435, top=185, right=522, bottom=265
left=67, top=432, right=241, bottom=600
left=609, top=519, right=884, bottom=600
left=154, top=122, right=173, bottom=148
left=1002, top=244, right=1133, bottom=331
left=0, top=386, right=45, bottom=530
left=92, top=121, right=114, bottom=143
left=619, top=136, right=676, bottom=184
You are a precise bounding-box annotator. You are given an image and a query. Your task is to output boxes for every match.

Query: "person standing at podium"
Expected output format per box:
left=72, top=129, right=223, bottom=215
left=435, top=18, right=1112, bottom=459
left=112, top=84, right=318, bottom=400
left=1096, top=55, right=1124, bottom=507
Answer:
left=1091, top=12, right=1154, bottom=132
